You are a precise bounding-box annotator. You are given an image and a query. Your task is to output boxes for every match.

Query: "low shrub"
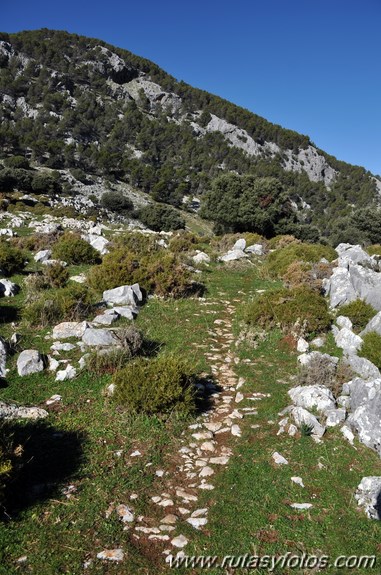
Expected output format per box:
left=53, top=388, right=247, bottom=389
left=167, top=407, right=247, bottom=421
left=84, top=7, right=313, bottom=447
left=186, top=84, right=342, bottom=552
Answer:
left=169, top=233, right=200, bottom=253
left=265, top=242, right=336, bottom=278
left=31, top=172, right=61, bottom=195
left=112, top=354, right=197, bottom=415
left=338, top=300, right=376, bottom=333
left=245, top=286, right=331, bottom=337
left=266, top=235, right=300, bottom=249
left=52, top=232, right=99, bottom=265
left=113, top=232, right=159, bottom=255
left=138, top=204, right=185, bottom=232
left=0, top=241, right=27, bottom=276
left=42, top=263, right=69, bottom=289
left=100, top=191, right=134, bottom=214
left=359, top=332, right=381, bottom=369
left=366, top=245, right=381, bottom=257
left=23, top=284, right=94, bottom=327
left=282, top=260, right=334, bottom=290
left=4, top=156, right=30, bottom=170
left=88, top=250, right=202, bottom=298
left=11, top=231, right=62, bottom=252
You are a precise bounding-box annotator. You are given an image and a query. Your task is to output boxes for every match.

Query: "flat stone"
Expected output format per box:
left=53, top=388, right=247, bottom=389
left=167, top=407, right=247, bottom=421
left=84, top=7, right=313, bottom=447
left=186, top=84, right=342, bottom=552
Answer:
left=272, top=452, right=289, bottom=465
left=171, top=535, right=188, bottom=548
left=97, top=549, right=124, bottom=562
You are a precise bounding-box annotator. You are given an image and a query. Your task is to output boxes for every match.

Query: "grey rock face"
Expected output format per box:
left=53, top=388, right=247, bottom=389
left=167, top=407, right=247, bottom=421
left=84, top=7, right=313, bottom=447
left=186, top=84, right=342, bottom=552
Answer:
left=17, top=350, right=44, bottom=376
left=349, top=378, right=381, bottom=412
left=334, top=327, right=363, bottom=355
left=355, top=476, right=381, bottom=519
left=53, top=321, right=89, bottom=340
left=0, top=401, right=48, bottom=420
left=288, top=385, right=335, bottom=414
left=336, top=244, right=374, bottom=267
left=344, top=354, right=380, bottom=381
left=0, top=278, right=20, bottom=297
left=103, top=283, right=142, bottom=305
left=82, top=328, right=119, bottom=347
left=361, top=311, right=381, bottom=336
left=347, top=381, right=381, bottom=454
left=325, top=408, right=346, bottom=427
left=289, top=406, right=326, bottom=438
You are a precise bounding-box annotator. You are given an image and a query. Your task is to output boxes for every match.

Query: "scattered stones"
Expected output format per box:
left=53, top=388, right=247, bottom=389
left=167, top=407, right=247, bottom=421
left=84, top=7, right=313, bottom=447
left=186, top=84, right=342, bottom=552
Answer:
left=291, top=476, right=305, bottom=487
left=171, top=535, right=188, bottom=548
left=55, top=364, right=77, bottom=381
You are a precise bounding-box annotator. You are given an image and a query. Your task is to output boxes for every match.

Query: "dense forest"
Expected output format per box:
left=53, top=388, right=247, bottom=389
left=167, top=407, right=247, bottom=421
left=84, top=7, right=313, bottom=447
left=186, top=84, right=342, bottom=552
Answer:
left=0, top=29, right=379, bottom=242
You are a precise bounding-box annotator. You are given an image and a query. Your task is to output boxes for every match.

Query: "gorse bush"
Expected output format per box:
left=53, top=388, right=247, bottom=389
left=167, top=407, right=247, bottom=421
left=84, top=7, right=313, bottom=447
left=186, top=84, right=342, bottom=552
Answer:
left=0, top=241, right=27, bottom=276
left=24, top=284, right=94, bottom=327
left=112, top=354, right=197, bottom=415
left=42, top=263, right=69, bottom=288
left=52, top=232, right=99, bottom=265
left=265, top=242, right=336, bottom=278
left=338, top=300, right=376, bottom=333
left=359, top=332, right=381, bottom=369
left=245, top=286, right=331, bottom=337
left=282, top=260, right=333, bottom=291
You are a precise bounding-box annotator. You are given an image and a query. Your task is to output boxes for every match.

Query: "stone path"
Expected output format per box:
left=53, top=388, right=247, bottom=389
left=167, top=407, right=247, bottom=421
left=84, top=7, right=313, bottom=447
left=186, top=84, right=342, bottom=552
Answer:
left=108, top=293, right=270, bottom=563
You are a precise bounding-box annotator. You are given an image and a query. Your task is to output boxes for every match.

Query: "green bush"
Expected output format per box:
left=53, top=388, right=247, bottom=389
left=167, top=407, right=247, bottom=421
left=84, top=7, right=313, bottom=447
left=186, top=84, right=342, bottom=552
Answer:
left=100, top=191, right=134, bottom=214
left=52, top=233, right=99, bottom=265
left=42, top=263, right=69, bottom=288
left=113, top=355, right=197, bottom=415
left=169, top=233, right=200, bottom=253
left=138, top=204, right=185, bottom=232
left=265, top=242, right=336, bottom=278
left=4, top=156, right=30, bottom=170
left=24, top=284, right=94, bottom=327
left=367, top=245, right=381, bottom=256
left=31, top=172, right=61, bottom=195
left=245, top=286, right=331, bottom=337
left=359, top=332, right=381, bottom=369
left=88, top=249, right=202, bottom=298
left=0, top=241, right=27, bottom=276
left=338, top=300, right=376, bottom=333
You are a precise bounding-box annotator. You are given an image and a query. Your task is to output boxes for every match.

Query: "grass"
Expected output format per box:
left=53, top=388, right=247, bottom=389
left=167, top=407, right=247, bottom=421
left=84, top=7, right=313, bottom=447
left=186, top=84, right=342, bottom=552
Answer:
left=1, top=258, right=381, bottom=574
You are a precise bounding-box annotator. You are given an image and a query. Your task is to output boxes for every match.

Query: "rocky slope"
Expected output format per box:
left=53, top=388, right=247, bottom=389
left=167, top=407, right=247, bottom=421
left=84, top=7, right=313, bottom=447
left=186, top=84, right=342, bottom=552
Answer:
left=0, top=29, right=379, bottom=236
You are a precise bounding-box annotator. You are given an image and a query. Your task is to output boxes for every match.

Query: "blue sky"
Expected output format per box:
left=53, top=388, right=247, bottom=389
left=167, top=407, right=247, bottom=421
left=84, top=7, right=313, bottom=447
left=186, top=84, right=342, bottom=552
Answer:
left=3, top=0, right=380, bottom=175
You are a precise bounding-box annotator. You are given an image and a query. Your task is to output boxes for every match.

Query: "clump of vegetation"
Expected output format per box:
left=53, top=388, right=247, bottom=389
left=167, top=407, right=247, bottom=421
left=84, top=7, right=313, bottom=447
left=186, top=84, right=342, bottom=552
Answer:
left=138, top=204, right=185, bottom=232
left=338, top=300, right=376, bottom=333
left=366, top=245, right=381, bottom=257
left=359, top=332, right=381, bottom=369
left=265, top=242, right=336, bottom=278
left=112, top=354, right=197, bottom=416
left=11, top=231, right=62, bottom=252
left=297, top=354, right=352, bottom=397
left=0, top=241, right=27, bottom=276
left=88, top=249, right=202, bottom=298
left=42, top=263, right=70, bottom=289
left=4, top=156, right=30, bottom=170
left=282, top=260, right=333, bottom=290
left=245, top=286, right=331, bottom=337
left=52, top=232, right=99, bottom=265
left=23, top=284, right=94, bottom=327
left=100, top=191, right=134, bottom=214
left=168, top=232, right=201, bottom=253
left=266, top=235, right=300, bottom=249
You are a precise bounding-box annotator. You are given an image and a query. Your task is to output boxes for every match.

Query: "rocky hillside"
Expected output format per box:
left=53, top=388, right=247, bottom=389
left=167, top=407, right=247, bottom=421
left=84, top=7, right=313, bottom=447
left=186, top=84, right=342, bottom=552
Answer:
left=0, top=29, right=380, bottom=241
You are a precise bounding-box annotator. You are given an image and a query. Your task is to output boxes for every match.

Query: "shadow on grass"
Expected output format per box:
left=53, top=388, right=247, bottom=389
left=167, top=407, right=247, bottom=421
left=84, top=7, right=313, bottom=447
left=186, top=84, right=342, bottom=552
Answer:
left=0, top=305, right=20, bottom=324
left=1, top=420, right=86, bottom=519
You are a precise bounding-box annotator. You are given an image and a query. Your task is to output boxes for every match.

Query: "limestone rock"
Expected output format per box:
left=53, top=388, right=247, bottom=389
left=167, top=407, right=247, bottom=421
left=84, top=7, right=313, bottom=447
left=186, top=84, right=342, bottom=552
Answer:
left=344, top=354, right=380, bottom=381
left=245, top=243, right=264, bottom=256
left=55, top=364, right=77, bottom=381
left=53, top=321, right=89, bottom=340
left=192, top=251, right=210, bottom=264
left=103, top=283, right=142, bottom=305
left=34, top=249, right=52, bottom=263
left=290, top=406, right=325, bottom=438
left=0, top=338, right=7, bottom=378
left=288, top=385, right=335, bottom=414
left=334, top=327, right=363, bottom=355
left=272, top=451, right=288, bottom=465
left=355, top=476, right=381, bottom=519
left=0, top=401, right=48, bottom=420
left=0, top=278, right=20, bottom=297
left=17, top=350, right=44, bottom=376
left=82, top=328, right=119, bottom=347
